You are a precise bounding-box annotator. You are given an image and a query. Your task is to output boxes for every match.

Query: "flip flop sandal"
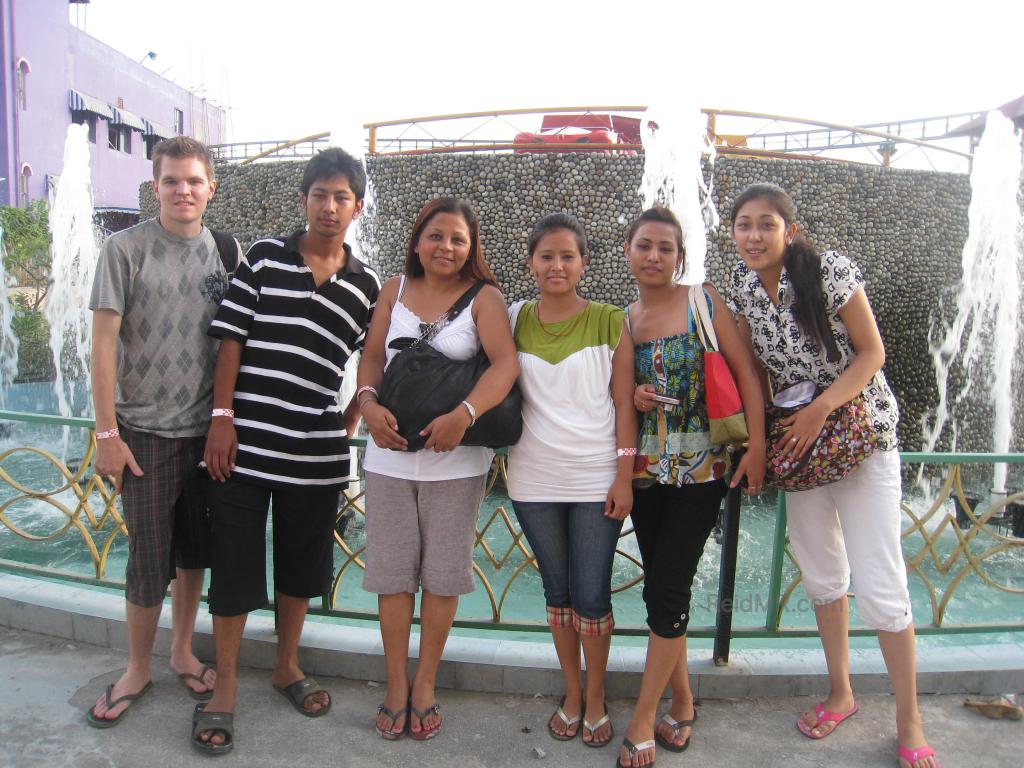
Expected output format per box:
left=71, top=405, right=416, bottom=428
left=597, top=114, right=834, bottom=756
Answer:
left=548, top=695, right=581, bottom=741
left=178, top=665, right=215, bottom=701
left=899, top=744, right=941, bottom=768
left=796, top=701, right=858, bottom=739
left=583, top=701, right=612, bottom=748
left=273, top=676, right=331, bottom=718
left=376, top=701, right=410, bottom=741
left=191, top=703, right=234, bottom=756
left=655, top=708, right=697, bottom=753
left=614, top=736, right=656, bottom=768
left=85, top=680, right=153, bottom=729
left=410, top=702, right=442, bottom=741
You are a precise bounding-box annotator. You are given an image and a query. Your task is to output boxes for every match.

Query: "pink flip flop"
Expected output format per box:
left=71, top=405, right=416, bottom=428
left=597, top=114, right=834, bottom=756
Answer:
left=898, top=744, right=941, bottom=768
left=796, top=701, right=859, bottom=739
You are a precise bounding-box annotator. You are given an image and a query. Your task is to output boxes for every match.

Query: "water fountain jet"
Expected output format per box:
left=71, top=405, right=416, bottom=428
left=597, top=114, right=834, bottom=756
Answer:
left=921, top=111, right=1023, bottom=503
left=43, top=123, right=99, bottom=422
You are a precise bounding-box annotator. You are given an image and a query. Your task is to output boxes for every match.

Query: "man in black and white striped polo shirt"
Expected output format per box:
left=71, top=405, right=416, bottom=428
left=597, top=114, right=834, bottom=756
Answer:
left=194, top=148, right=380, bottom=753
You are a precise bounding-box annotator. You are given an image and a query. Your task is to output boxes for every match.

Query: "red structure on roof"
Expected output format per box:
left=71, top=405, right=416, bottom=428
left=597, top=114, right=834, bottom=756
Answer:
left=513, top=113, right=641, bottom=153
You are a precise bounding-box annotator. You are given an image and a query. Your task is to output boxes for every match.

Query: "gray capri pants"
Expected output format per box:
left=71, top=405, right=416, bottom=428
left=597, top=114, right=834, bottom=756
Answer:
left=362, top=471, right=487, bottom=596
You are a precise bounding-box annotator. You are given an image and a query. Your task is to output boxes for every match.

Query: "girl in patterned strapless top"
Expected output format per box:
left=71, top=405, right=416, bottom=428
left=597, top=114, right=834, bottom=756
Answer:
left=615, top=207, right=765, bottom=768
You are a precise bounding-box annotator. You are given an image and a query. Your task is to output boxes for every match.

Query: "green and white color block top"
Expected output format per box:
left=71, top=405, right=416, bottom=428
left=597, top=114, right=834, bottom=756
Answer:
left=506, top=300, right=625, bottom=502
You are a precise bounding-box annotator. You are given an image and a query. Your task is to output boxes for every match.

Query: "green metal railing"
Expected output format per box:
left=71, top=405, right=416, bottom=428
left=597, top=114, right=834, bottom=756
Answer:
left=2, top=409, right=1022, bottom=662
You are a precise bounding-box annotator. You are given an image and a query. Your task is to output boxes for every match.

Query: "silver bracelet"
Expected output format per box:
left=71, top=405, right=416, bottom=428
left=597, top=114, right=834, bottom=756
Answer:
left=461, top=400, right=477, bottom=427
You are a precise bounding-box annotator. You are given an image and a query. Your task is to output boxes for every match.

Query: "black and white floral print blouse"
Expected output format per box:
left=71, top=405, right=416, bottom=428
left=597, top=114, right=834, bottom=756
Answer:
left=726, top=251, right=899, bottom=451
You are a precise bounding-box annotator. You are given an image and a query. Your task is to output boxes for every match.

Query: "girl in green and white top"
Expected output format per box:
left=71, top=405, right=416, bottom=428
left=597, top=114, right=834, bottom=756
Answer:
left=507, top=213, right=636, bottom=749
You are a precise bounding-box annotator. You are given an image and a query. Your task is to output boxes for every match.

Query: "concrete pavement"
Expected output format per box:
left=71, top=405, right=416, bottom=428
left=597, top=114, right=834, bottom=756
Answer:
left=1, top=626, right=1021, bottom=768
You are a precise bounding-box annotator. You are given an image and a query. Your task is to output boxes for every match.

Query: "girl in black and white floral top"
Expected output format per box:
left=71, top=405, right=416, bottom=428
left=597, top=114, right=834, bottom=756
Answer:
left=726, top=184, right=937, bottom=768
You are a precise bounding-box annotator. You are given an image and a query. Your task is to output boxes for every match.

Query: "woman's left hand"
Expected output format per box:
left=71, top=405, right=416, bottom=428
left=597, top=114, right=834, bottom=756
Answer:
left=731, top=441, right=766, bottom=494
left=777, top=400, right=830, bottom=460
left=604, top=476, right=633, bottom=520
left=421, top=406, right=472, bottom=453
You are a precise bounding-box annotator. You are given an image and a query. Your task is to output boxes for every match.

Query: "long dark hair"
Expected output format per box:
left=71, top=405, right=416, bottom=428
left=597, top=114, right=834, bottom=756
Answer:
left=730, top=183, right=840, bottom=362
left=404, top=197, right=496, bottom=285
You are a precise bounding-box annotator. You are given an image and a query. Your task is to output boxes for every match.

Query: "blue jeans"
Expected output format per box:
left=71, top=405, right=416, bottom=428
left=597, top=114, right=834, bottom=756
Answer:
left=511, top=500, right=623, bottom=622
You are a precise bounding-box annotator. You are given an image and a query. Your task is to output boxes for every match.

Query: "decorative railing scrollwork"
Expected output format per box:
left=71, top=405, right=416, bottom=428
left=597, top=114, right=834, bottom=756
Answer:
left=2, top=411, right=1022, bottom=644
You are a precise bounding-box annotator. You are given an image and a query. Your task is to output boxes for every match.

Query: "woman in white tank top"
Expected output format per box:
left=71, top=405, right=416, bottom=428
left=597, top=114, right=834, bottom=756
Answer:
left=355, top=198, right=518, bottom=741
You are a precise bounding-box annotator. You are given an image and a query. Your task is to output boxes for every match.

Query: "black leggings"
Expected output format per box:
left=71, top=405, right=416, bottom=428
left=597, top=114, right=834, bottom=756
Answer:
left=630, top=480, right=727, bottom=638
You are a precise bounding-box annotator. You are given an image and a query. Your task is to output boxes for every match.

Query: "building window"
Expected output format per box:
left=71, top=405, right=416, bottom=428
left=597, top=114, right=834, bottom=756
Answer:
left=108, top=124, right=132, bottom=153
left=15, top=58, right=30, bottom=110
left=71, top=111, right=97, bottom=143
left=18, top=164, right=32, bottom=207
left=144, top=135, right=162, bottom=160
left=174, top=108, right=184, bottom=135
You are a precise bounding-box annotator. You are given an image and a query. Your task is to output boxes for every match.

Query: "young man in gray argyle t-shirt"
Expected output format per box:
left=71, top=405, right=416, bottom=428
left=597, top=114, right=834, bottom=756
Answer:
left=86, top=137, right=237, bottom=727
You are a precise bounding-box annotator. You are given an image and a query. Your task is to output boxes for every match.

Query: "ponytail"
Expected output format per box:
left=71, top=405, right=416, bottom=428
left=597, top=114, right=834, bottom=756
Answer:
left=784, top=234, right=841, bottom=362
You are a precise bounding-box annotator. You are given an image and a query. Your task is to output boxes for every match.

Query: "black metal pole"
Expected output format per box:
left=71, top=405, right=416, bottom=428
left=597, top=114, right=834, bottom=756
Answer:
left=713, top=481, right=742, bottom=665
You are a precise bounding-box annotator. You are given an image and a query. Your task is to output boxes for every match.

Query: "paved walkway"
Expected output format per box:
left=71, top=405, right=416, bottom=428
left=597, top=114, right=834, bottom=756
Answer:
left=1, top=626, right=1021, bottom=768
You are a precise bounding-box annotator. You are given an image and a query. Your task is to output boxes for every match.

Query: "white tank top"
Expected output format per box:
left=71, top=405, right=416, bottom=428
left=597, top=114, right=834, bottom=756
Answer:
left=362, top=276, right=494, bottom=481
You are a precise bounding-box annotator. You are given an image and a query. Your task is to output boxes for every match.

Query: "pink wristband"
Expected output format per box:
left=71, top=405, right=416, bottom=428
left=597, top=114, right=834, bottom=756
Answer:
left=212, top=408, right=234, bottom=418
left=356, top=385, right=379, bottom=408
left=617, top=447, right=637, bottom=457
left=95, top=427, right=120, bottom=440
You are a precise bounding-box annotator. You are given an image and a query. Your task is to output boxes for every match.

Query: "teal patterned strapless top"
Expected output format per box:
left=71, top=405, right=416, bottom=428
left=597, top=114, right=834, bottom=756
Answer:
left=630, top=297, right=730, bottom=488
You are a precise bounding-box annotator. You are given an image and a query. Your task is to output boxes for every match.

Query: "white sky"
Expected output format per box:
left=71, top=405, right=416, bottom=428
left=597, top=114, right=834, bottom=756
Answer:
left=71, top=0, right=1022, bottom=146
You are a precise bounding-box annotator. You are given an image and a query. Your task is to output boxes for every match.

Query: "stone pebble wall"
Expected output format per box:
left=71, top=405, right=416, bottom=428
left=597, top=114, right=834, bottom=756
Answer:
left=140, top=154, right=1022, bottom=453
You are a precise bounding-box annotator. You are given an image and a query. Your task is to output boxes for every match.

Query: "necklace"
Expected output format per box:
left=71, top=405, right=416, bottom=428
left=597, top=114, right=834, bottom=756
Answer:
left=534, top=299, right=587, bottom=338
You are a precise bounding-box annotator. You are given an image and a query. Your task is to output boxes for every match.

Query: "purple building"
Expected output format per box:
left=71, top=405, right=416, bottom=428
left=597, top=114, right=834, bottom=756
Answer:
left=0, top=0, right=226, bottom=212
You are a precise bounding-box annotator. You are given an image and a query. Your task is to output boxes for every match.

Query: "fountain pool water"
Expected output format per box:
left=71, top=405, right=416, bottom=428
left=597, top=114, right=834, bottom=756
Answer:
left=2, top=439, right=1020, bottom=642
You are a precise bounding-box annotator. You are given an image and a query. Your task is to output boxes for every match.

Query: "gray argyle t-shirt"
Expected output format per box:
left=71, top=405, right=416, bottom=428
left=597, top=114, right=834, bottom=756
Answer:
left=89, top=218, right=231, bottom=437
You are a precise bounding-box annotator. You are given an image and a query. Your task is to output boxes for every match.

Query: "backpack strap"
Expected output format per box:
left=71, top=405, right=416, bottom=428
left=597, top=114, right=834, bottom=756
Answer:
left=209, top=229, right=240, bottom=275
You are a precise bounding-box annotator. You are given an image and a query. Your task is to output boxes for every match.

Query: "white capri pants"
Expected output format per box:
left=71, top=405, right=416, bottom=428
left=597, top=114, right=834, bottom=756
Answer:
left=785, top=449, right=912, bottom=632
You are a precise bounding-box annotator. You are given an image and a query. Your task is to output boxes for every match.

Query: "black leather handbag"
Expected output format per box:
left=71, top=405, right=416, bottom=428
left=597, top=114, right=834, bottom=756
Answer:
left=378, top=282, right=523, bottom=451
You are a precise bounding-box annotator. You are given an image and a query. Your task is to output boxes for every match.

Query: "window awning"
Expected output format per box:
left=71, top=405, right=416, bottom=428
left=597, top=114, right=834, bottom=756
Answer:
left=142, top=118, right=173, bottom=139
left=110, top=107, right=146, bottom=132
left=68, top=89, right=113, bottom=120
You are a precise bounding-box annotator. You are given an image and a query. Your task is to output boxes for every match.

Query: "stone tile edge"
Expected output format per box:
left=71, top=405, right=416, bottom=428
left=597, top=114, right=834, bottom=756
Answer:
left=1, top=574, right=1020, bottom=696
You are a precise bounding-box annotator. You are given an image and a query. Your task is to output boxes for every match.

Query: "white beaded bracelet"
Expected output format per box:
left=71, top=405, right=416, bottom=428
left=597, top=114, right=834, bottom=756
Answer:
left=461, top=400, right=477, bottom=427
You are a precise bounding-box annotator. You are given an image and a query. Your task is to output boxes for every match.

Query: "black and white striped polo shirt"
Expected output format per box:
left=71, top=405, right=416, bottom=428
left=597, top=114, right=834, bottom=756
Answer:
left=208, top=231, right=380, bottom=487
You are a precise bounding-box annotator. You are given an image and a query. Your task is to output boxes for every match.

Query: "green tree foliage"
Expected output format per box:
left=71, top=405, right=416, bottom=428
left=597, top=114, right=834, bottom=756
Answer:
left=1, top=201, right=54, bottom=381
left=1, top=199, right=51, bottom=311
left=10, top=310, right=54, bottom=382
